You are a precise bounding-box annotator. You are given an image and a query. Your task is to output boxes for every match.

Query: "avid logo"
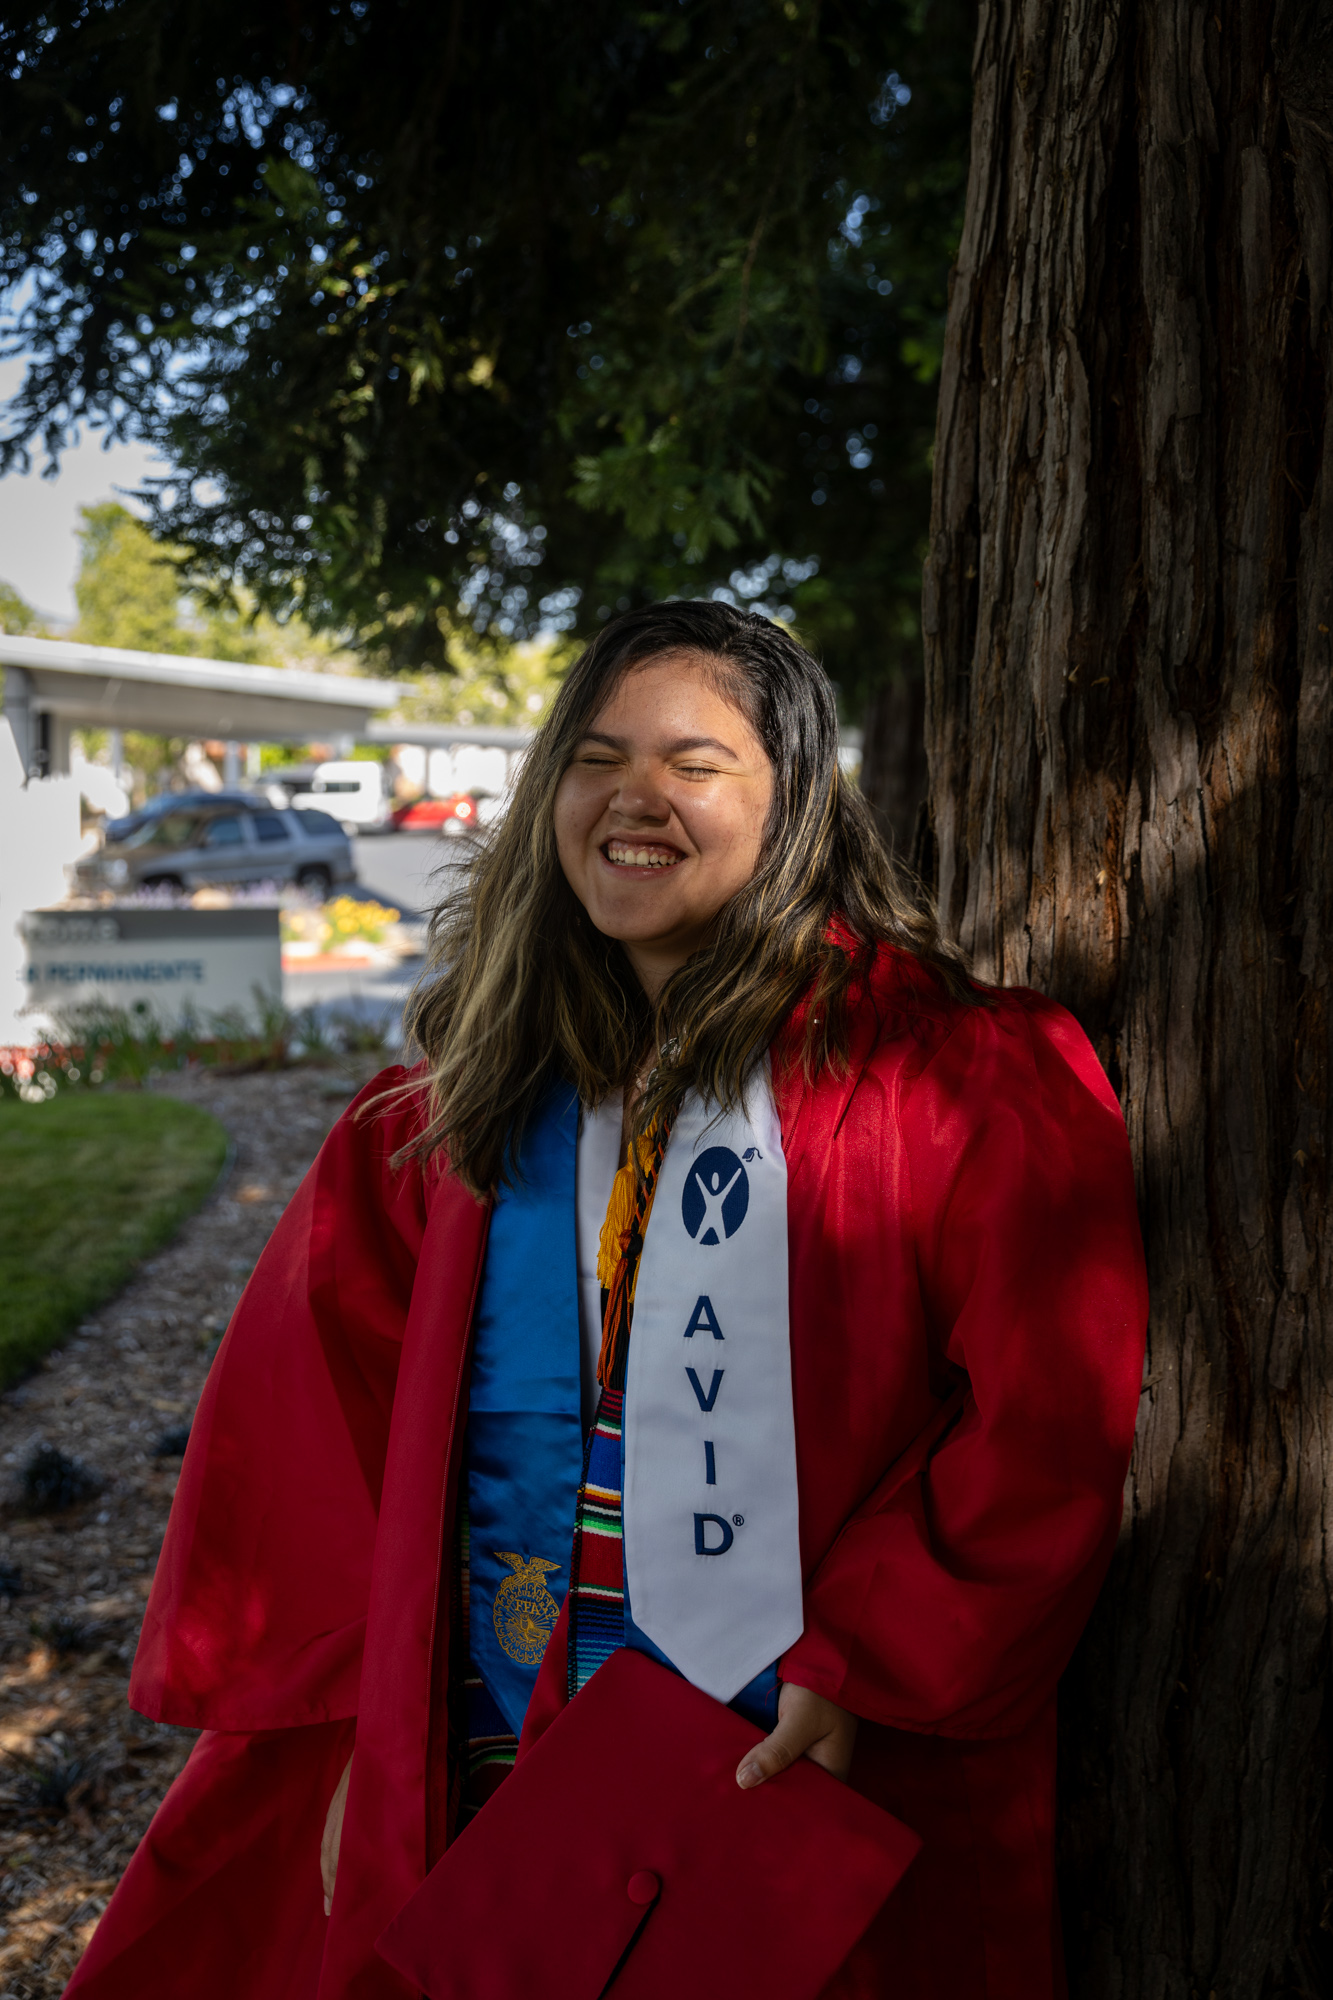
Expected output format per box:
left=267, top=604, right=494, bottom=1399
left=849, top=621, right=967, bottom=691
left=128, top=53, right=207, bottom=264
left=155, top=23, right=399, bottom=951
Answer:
left=681, top=1146, right=750, bottom=1244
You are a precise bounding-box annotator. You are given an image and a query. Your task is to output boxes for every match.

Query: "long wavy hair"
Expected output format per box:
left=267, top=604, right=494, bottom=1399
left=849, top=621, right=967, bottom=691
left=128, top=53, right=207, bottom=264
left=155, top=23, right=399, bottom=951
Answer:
left=398, top=600, right=970, bottom=1194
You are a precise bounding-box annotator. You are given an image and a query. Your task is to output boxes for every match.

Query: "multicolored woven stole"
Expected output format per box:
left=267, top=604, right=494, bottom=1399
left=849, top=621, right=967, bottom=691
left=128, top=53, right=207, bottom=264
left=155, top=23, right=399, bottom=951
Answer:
left=567, top=1109, right=674, bottom=1698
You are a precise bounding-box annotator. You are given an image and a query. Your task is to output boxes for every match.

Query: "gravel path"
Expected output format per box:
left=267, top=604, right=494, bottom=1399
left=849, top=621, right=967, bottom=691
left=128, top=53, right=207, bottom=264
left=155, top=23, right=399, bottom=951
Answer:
left=0, top=1060, right=385, bottom=1999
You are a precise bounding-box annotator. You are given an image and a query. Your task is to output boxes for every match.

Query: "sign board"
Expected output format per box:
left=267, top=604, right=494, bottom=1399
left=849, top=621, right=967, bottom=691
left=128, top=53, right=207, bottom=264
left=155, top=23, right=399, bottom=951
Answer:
left=18, top=906, right=282, bottom=1032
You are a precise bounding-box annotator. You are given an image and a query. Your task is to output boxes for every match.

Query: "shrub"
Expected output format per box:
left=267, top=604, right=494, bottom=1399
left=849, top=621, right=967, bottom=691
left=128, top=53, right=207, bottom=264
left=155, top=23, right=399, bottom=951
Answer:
left=19, top=1443, right=105, bottom=1514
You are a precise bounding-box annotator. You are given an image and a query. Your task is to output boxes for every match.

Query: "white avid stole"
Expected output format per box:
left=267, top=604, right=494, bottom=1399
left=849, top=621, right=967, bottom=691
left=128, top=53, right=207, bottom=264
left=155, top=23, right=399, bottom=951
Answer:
left=623, top=1072, right=804, bottom=1704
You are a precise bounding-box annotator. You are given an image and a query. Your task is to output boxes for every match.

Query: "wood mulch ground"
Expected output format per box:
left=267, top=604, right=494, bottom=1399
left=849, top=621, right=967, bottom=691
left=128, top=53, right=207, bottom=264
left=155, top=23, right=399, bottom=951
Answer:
left=0, top=1058, right=387, bottom=1999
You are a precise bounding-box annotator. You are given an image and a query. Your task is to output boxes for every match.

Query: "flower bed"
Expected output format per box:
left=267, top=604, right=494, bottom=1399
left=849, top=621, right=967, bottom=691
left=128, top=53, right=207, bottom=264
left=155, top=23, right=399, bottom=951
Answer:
left=280, top=896, right=404, bottom=970
left=1, top=995, right=390, bottom=1102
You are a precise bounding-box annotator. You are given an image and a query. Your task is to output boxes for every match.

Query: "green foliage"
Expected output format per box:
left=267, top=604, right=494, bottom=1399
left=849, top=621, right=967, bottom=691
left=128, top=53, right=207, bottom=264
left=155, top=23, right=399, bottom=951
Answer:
left=0, top=580, right=45, bottom=635
left=394, top=634, right=573, bottom=730
left=2, top=991, right=391, bottom=1101
left=73, top=502, right=185, bottom=654
left=0, top=0, right=973, bottom=712
left=70, top=501, right=349, bottom=666
left=0, top=1092, right=228, bottom=1386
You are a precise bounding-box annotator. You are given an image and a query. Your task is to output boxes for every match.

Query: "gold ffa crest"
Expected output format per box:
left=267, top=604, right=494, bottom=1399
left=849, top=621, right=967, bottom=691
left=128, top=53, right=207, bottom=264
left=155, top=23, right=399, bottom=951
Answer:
left=492, top=1552, right=561, bottom=1665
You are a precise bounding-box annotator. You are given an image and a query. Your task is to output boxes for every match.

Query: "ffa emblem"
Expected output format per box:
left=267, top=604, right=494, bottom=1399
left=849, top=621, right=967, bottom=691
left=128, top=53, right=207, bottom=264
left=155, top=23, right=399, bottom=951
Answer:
left=682, top=1146, right=750, bottom=1244
left=492, top=1552, right=562, bottom=1665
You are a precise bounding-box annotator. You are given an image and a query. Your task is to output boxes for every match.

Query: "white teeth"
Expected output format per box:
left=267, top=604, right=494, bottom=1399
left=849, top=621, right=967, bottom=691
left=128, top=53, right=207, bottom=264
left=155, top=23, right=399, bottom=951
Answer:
left=607, top=842, right=677, bottom=869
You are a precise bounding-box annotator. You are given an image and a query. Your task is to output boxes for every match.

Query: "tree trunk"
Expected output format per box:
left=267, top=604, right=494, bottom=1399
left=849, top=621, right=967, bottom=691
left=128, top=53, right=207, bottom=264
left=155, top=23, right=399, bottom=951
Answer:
left=922, top=3, right=1333, bottom=1992
left=857, top=663, right=928, bottom=858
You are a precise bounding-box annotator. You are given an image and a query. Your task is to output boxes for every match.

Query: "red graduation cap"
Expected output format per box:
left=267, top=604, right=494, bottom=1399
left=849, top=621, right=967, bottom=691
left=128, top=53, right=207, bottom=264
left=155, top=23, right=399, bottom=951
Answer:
left=377, top=1648, right=921, bottom=1999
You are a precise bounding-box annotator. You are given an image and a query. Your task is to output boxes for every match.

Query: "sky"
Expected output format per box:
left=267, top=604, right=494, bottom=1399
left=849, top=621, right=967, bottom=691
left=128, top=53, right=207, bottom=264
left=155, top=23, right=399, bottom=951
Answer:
left=0, top=358, right=163, bottom=626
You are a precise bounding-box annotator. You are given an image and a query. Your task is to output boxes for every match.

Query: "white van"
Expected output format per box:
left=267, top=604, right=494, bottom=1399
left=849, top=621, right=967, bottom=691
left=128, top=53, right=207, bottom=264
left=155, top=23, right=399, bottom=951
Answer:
left=290, top=760, right=390, bottom=832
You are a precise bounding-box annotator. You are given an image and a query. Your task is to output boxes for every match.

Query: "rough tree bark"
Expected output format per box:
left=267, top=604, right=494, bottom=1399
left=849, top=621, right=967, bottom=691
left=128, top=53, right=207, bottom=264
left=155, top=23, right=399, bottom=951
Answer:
left=922, top=3, right=1333, bottom=1993
left=858, top=664, right=929, bottom=856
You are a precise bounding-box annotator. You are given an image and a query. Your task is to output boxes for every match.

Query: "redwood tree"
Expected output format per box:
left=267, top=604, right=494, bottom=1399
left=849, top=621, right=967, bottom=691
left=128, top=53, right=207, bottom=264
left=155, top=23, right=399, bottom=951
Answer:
left=923, top=1, right=1333, bottom=1989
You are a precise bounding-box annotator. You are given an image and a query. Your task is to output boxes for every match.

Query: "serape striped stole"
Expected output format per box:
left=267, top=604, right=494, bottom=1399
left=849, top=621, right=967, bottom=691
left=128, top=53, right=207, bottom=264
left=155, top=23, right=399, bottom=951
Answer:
left=564, top=1389, right=626, bottom=1693
left=567, top=1111, right=673, bottom=1698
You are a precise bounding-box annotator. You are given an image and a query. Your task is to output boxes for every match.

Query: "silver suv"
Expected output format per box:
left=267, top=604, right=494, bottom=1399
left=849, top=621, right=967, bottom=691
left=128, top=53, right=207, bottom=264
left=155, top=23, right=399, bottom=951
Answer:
left=74, top=801, right=357, bottom=898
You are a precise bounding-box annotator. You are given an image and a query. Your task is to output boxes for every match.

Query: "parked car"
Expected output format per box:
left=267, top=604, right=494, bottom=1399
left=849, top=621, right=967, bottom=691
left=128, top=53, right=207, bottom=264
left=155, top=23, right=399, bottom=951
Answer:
left=73, top=801, right=357, bottom=899
left=100, top=788, right=263, bottom=846
left=290, top=759, right=392, bottom=832
left=389, top=791, right=479, bottom=832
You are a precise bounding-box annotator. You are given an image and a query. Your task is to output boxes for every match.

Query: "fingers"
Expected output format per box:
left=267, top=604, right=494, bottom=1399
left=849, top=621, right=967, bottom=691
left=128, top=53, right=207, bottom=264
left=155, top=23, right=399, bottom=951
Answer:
left=735, top=1683, right=858, bottom=1790
left=320, top=1755, right=354, bottom=1917
left=736, top=1708, right=814, bottom=1790
left=802, top=1710, right=858, bottom=1784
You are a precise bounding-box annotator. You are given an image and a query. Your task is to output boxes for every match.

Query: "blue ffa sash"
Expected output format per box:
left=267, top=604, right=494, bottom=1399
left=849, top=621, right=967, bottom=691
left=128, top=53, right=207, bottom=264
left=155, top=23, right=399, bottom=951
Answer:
left=466, top=1084, right=584, bottom=1737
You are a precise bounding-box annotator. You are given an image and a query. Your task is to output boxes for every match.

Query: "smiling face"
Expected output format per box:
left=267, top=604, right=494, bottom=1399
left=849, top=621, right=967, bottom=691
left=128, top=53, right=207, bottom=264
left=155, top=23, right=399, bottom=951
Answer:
left=553, top=649, right=774, bottom=1000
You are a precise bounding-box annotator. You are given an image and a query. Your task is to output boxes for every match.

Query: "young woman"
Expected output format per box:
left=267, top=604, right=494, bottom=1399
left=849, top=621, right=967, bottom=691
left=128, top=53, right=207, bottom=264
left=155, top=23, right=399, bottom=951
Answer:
left=67, top=602, right=1146, bottom=2000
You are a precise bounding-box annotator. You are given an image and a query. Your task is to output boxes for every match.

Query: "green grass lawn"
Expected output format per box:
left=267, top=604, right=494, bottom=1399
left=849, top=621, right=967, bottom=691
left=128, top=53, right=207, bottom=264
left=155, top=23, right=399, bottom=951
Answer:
left=0, top=1092, right=230, bottom=1388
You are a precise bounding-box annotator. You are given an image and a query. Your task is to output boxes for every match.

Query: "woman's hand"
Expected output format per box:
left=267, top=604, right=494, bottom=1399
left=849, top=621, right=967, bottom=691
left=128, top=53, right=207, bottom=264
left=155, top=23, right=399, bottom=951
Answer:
left=735, top=1681, right=858, bottom=1790
left=321, top=1755, right=353, bottom=1916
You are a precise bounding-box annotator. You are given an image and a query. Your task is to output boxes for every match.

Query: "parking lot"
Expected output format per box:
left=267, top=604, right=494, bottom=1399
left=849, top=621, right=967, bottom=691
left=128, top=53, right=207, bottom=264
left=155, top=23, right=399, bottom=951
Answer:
left=348, top=827, right=466, bottom=924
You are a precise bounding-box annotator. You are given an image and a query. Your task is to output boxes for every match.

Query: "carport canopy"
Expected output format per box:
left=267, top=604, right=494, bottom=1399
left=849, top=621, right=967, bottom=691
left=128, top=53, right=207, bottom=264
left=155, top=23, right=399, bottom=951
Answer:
left=0, top=634, right=410, bottom=772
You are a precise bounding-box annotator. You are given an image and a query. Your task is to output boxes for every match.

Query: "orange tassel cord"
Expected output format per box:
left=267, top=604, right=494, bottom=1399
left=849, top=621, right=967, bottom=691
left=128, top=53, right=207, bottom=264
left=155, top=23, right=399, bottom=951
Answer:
left=595, top=1114, right=673, bottom=1391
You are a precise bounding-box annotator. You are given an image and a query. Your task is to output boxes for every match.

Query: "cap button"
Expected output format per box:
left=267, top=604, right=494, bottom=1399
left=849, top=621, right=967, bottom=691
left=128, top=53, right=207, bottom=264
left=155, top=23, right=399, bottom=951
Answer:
left=626, top=1870, right=660, bottom=1907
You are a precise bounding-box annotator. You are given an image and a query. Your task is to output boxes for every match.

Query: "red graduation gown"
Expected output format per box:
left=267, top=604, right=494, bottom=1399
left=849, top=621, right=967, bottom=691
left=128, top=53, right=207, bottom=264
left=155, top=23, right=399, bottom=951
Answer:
left=65, top=950, right=1147, bottom=2000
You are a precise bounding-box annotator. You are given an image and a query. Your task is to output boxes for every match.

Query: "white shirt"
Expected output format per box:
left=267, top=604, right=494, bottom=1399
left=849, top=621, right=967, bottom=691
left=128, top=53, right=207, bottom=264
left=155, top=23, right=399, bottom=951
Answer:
left=574, top=1092, right=623, bottom=1424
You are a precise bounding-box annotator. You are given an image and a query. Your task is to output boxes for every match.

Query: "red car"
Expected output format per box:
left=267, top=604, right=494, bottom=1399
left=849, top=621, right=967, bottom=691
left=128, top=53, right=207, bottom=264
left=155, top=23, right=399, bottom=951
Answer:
left=389, top=791, right=479, bottom=832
